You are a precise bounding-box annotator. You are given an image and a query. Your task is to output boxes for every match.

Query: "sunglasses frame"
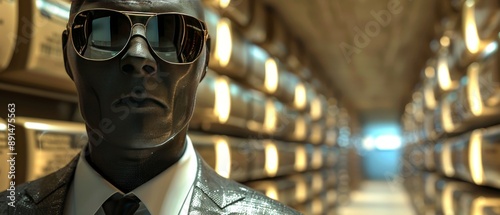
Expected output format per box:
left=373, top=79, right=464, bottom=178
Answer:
left=67, top=8, right=210, bottom=64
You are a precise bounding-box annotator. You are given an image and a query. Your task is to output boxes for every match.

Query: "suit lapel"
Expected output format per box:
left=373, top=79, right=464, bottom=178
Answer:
left=21, top=152, right=248, bottom=213
left=25, top=154, right=78, bottom=215
left=190, top=153, right=246, bottom=211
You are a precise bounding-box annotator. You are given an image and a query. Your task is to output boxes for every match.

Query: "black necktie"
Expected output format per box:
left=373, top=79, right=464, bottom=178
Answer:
left=102, top=193, right=141, bottom=215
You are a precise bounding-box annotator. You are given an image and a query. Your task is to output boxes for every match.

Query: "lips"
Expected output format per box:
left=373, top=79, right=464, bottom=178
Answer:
left=113, top=95, right=167, bottom=109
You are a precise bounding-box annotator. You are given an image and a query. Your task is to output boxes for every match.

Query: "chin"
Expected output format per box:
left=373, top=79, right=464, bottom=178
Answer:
left=108, top=132, right=176, bottom=149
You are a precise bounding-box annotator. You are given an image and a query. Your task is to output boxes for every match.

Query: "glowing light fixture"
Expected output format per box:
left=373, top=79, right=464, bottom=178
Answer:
left=265, top=183, right=279, bottom=200
left=311, top=147, right=323, bottom=169
left=362, top=136, right=375, bottom=150
left=437, top=55, right=452, bottom=91
left=264, top=58, right=279, bottom=93
left=469, top=129, right=484, bottom=185
left=440, top=36, right=450, bottom=47
left=214, top=77, right=231, bottom=123
left=472, top=197, right=500, bottom=215
left=424, top=83, right=437, bottom=110
left=463, top=0, right=480, bottom=54
left=295, top=176, right=307, bottom=203
left=0, top=123, right=6, bottom=131
left=442, top=142, right=455, bottom=177
left=215, top=138, right=231, bottom=178
left=265, top=141, right=279, bottom=177
left=215, top=18, right=232, bottom=67
left=294, top=83, right=307, bottom=110
left=310, top=124, right=323, bottom=144
left=442, top=183, right=457, bottom=215
left=24, top=122, right=52, bottom=130
left=467, top=63, right=483, bottom=116
left=310, top=97, right=323, bottom=121
left=442, top=98, right=455, bottom=133
left=294, top=115, right=307, bottom=140
left=218, top=0, right=230, bottom=8
left=264, top=99, right=277, bottom=133
left=312, top=172, right=323, bottom=193
left=484, top=42, right=498, bottom=56
left=425, top=66, right=435, bottom=78
left=36, top=0, right=70, bottom=19
left=374, top=135, right=402, bottom=150
left=294, top=145, right=307, bottom=172
left=312, top=198, right=323, bottom=214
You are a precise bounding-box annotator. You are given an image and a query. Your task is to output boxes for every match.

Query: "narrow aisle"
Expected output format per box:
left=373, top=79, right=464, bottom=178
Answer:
left=338, top=181, right=414, bottom=215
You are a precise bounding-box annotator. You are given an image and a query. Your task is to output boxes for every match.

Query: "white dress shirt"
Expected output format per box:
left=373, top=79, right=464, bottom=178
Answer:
left=64, top=136, right=198, bottom=215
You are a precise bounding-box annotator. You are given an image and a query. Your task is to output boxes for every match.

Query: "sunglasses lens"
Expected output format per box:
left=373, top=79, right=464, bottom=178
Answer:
left=147, top=14, right=206, bottom=63
left=72, top=10, right=131, bottom=60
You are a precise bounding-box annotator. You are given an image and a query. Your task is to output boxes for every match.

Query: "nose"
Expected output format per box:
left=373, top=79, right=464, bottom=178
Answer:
left=120, top=36, right=157, bottom=76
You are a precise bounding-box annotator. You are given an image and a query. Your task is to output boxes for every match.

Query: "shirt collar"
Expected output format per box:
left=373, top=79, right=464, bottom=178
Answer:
left=72, top=136, right=198, bottom=215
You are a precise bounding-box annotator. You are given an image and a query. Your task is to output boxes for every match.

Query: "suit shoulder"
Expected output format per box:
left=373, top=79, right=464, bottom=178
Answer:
left=205, top=172, right=301, bottom=214
left=0, top=161, right=76, bottom=214
left=233, top=181, right=302, bottom=215
left=0, top=179, right=37, bottom=214
left=194, top=156, right=302, bottom=214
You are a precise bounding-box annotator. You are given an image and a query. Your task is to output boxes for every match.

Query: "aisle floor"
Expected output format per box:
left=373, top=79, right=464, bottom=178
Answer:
left=338, top=181, right=414, bottom=215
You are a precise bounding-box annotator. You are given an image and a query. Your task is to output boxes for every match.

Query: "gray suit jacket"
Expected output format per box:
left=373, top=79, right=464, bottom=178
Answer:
left=0, top=153, right=301, bottom=215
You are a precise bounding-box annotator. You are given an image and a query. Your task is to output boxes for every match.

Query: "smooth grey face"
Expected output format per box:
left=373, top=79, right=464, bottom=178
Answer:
left=65, top=0, right=207, bottom=149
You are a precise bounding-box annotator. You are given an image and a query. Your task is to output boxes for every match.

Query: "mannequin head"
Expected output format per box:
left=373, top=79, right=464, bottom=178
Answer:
left=63, top=0, right=208, bottom=149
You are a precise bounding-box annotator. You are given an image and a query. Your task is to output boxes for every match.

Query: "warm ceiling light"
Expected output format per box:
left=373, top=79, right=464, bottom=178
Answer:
left=294, top=145, right=307, bottom=172
left=214, top=77, right=231, bottom=124
left=265, top=141, right=279, bottom=177
left=219, top=0, right=231, bottom=9
left=215, top=18, right=232, bottom=67
left=437, top=55, right=452, bottom=91
left=310, top=97, right=323, bottom=121
left=463, top=0, right=480, bottom=54
left=215, top=138, right=231, bottom=178
left=294, top=82, right=307, bottom=110
left=264, top=58, right=279, bottom=93
left=467, top=63, right=483, bottom=116
left=264, top=99, right=277, bottom=134
left=469, top=129, right=484, bottom=185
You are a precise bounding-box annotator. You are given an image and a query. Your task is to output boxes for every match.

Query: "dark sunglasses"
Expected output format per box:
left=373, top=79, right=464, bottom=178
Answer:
left=68, top=9, right=209, bottom=63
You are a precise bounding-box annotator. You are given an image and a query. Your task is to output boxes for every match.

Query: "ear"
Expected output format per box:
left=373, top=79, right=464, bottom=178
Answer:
left=200, top=36, right=210, bottom=82
left=62, top=29, right=74, bottom=80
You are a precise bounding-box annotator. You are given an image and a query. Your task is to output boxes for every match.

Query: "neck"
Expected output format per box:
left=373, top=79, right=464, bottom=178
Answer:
left=86, top=129, right=188, bottom=193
